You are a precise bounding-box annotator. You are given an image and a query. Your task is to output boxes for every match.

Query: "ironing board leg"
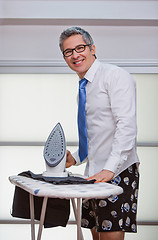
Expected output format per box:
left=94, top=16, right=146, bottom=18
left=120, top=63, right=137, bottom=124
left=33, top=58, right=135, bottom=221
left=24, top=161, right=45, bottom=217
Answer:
left=37, top=197, right=48, bottom=240
left=29, top=194, right=35, bottom=240
left=71, top=199, right=84, bottom=240
left=77, top=198, right=82, bottom=240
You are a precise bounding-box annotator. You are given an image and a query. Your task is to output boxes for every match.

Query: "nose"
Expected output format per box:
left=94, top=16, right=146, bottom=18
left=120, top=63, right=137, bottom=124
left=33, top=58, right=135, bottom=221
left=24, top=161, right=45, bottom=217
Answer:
left=72, top=49, right=79, bottom=58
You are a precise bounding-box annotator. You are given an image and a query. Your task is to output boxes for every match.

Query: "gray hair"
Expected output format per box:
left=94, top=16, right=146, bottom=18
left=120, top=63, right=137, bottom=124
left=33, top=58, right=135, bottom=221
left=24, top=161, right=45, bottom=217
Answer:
left=59, top=27, right=94, bottom=52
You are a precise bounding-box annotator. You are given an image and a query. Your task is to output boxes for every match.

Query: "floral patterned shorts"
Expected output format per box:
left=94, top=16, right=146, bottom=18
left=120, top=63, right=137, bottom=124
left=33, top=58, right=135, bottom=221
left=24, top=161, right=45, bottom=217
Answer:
left=81, top=163, right=139, bottom=232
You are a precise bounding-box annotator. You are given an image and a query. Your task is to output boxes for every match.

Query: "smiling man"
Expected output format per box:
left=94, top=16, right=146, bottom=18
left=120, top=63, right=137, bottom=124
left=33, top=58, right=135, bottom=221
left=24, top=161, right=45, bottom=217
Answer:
left=59, top=27, right=140, bottom=240
left=62, top=34, right=96, bottom=79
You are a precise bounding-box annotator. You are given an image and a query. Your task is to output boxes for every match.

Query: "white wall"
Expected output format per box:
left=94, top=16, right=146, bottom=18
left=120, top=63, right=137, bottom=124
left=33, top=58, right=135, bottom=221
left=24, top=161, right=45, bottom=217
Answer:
left=0, top=25, right=158, bottom=62
left=0, top=0, right=158, bottom=73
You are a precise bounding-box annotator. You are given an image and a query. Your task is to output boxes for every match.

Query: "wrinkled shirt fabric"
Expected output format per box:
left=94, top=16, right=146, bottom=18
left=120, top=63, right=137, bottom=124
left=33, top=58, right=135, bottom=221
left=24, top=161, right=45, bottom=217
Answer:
left=72, top=59, right=139, bottom=177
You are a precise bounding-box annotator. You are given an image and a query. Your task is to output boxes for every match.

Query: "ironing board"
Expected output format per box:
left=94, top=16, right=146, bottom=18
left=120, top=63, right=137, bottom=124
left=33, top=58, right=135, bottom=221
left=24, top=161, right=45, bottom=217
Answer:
left=9, top=175, right=123, bottom=240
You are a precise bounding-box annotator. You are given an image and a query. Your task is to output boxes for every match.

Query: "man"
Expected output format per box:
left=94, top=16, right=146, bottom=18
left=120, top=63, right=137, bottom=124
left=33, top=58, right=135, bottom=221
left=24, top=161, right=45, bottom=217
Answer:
left=59, top=27, right=139, bottom=240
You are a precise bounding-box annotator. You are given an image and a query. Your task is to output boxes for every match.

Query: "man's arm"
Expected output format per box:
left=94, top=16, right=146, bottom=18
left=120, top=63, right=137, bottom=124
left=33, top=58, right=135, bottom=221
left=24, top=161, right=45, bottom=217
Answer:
left=103, top=68, right=137, bottom=174
left=88, top=69, right=137, bottom=182
left=66, top=150, right=114, bottom=182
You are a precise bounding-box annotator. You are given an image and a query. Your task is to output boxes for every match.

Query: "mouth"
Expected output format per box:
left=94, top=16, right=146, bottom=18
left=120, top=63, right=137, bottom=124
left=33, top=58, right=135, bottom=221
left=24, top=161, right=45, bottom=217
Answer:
left=73, top=59, right=84, bottom=65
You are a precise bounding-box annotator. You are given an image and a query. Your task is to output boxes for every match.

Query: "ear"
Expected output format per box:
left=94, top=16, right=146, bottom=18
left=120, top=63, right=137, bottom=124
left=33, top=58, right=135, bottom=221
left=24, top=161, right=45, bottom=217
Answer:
left=91, top=44, right=96, bottom=56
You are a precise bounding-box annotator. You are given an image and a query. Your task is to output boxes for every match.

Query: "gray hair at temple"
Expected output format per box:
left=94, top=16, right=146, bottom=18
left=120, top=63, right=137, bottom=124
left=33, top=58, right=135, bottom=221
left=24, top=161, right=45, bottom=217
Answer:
left=59, top=27, right=95, bottom=53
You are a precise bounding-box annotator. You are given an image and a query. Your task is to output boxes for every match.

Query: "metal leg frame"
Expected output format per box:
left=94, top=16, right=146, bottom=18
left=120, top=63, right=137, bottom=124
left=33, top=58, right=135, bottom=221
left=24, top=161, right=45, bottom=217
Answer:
left=29, top=194, right=48, bottom=240
left=29, top=194, right=35, bottom=240
left=37, top=197, right=48, bottom=240
left=71, top=198, right=84, bottom=240
left=29, top=194, right=83, bottom=240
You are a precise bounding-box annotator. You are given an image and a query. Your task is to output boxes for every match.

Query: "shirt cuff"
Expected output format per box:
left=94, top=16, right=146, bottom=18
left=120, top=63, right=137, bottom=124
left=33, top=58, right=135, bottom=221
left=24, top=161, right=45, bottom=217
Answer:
left=103, top=154, right=127, bottom=174
left=72, top=150, right=81, bottom=166
left=72, top=150, right=88, bottom=166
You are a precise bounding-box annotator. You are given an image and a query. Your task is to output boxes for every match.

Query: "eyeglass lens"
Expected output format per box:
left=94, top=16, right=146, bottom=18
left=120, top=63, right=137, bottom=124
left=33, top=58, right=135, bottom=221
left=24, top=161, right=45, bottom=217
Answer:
left=63, top=45, right=89, bottom=57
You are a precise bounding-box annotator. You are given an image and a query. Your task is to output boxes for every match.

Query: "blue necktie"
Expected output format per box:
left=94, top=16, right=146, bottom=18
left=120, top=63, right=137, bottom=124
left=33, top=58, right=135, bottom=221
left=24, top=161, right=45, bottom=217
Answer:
left=78, top=78, right=88, bottom=162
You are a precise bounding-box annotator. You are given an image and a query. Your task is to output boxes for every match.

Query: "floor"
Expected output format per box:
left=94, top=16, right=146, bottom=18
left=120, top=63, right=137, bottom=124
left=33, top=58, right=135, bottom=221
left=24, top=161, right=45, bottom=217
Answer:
left=0, top=224, right=158, bottom=240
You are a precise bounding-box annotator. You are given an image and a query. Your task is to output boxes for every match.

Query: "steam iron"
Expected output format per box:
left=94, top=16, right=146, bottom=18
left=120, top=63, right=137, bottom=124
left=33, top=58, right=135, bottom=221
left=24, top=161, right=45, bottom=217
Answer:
left=42, top=123, right=68, bottom=177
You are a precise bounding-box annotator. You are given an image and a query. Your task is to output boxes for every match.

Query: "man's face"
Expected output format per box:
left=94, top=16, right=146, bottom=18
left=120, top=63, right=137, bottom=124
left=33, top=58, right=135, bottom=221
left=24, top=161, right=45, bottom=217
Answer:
left=62, top=34, right=96, bottom=79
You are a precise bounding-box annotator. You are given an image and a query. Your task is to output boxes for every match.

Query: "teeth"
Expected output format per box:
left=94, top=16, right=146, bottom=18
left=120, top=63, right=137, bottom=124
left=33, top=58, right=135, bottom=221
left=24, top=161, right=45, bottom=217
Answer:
left=74, top=60, right=82, bottom=65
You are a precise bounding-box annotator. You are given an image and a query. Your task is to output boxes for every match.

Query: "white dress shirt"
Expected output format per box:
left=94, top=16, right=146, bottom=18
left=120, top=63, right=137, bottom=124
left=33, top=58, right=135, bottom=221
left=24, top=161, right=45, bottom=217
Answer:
left=72, top=59, right=139, bottom=177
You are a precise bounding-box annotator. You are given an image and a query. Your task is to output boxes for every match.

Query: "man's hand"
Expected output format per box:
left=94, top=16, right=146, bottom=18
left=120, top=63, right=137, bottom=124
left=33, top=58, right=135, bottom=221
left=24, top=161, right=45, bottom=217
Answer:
left=66, top=150, right=76, bottom=168
left=86, top=169, right=114, bottom=183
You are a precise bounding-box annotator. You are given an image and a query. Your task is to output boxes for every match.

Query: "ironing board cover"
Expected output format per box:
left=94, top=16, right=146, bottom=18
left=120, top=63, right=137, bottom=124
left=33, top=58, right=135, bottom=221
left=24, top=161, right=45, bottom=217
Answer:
left=9, top=175, right=123, bottom=199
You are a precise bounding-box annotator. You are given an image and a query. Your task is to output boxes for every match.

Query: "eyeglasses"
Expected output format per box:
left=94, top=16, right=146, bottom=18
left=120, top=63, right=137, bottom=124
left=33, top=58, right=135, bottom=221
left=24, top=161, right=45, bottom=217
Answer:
left=63, top=44, right=91, bottom=57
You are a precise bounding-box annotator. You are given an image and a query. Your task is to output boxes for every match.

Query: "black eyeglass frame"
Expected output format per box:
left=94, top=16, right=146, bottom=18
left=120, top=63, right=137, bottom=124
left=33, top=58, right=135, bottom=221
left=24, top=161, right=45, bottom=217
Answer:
left=63, top=44, right=91, bottom=57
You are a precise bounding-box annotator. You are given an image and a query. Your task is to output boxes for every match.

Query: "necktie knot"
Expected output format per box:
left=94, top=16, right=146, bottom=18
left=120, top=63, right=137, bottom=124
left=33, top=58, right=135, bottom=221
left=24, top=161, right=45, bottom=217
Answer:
left=79, top=78, right=88, bottom=89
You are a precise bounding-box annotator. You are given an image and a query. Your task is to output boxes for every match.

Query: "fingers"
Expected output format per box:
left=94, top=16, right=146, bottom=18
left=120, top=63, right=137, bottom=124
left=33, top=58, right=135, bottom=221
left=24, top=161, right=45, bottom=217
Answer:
left=66, top=150, right=71, bottom=157
left=86, top=177, right=93, bottom=181
left=94, top=178, right=107, bottom=183
left=86, top=170, right=114, bottom=183
left=86, top=175, right=105, bottom=183
left=86, top=175, right=96, bottom=181
left=66, top=162, right=72, bottom=168
left=66, top=150, right=76, bottom=168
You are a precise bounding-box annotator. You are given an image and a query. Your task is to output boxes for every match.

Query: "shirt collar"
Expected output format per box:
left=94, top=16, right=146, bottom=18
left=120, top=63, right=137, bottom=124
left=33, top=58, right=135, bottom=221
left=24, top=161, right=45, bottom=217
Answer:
left=84, top=59, right=100, bottom=83
left=78, top=59, right=100, bottom=83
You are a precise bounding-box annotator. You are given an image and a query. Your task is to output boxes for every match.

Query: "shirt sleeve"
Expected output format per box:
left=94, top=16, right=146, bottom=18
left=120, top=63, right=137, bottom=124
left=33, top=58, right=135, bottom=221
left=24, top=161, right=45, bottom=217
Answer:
left=72, top=150, right=81, bottom=165
left=103, top=68, right=137, bottom=174
left=72, top=150, right=88, bottom=166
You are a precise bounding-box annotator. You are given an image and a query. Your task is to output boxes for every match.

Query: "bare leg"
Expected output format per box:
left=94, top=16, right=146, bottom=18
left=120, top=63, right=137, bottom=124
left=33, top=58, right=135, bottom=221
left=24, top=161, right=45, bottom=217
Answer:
left=91, top=228, right=100, bottom=240
left=100, top=231, right=124, bottom=240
